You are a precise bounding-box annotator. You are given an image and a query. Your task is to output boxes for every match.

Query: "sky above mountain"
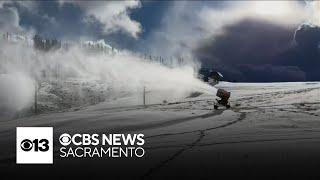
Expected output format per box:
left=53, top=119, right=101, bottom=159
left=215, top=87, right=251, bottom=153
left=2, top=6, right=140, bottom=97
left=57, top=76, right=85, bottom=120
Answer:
left=0, top=0, right=320, bottom=82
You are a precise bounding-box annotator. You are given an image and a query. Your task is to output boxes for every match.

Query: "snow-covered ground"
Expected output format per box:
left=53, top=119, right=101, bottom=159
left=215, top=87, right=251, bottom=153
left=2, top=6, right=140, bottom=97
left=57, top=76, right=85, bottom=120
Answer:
left=1, top=82, right=320, bottom=178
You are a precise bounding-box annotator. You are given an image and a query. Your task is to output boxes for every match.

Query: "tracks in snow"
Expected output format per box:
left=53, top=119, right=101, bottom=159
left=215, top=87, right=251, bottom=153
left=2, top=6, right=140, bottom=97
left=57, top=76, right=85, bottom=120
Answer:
left=141, top=111, right=247, bottom=179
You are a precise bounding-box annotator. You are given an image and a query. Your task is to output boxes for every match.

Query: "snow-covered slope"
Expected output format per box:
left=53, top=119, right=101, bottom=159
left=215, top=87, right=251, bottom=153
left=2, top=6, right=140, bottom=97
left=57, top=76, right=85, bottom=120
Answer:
left=1, top=82, right=320, bottom=179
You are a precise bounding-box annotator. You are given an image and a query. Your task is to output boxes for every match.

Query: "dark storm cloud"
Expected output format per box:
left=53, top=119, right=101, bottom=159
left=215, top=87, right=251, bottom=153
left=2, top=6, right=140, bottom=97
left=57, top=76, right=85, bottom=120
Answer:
left=237, top=64, right=306, bottom=82
left=195, top=19, right=320, bottom=82
left=278, top=24, right=320, bottom=81
left=294, top=24, right=320, bottom=50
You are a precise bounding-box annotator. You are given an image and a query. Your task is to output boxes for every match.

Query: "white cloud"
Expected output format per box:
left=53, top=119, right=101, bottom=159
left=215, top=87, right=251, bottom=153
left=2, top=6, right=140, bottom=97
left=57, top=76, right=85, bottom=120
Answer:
left=60, top=0, right=142, bottom=38
left=306, top=0, right=320, bottom=26
left=146, top=2, right=201, bottom=57
left=200, top=1, right=306, bottom=34
left=16, top=1, right=38, bottom=11
left=0, top=6, right=23, bottom=33
left=0, top=1, right=37, bottom=35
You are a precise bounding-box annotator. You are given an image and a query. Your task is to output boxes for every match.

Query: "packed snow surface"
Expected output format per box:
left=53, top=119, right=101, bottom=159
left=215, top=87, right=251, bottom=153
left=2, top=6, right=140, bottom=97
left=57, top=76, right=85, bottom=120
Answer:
left=1, top=82, right=320, bottom=179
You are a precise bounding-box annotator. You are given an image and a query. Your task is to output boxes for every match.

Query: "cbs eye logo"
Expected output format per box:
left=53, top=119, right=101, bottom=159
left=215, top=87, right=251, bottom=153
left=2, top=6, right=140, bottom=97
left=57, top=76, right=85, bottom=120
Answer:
left=59, top=133, right=71, bottom=146
left=16, top=127, right=53, bottom=164
left=20, top=139, right=49, bottom=152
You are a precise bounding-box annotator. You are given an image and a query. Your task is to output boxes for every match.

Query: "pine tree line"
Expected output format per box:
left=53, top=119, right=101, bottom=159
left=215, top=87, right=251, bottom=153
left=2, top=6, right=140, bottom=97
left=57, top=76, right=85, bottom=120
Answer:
left=33, top=34, right=61, bottom=52
left=1, top=32, right=186, bottom=66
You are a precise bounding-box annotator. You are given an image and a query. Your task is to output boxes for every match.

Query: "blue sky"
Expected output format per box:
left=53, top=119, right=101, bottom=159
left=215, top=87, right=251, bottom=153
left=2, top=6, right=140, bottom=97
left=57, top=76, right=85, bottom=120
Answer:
left=131, top=1, right=171, bottom=39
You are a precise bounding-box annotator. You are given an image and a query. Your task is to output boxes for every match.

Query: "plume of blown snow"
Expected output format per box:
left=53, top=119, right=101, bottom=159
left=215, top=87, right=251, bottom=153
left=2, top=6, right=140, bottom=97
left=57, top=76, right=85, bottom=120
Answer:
left=0, top=73, right=35, bottom=112
left=0, top=39, right=216, bottom=117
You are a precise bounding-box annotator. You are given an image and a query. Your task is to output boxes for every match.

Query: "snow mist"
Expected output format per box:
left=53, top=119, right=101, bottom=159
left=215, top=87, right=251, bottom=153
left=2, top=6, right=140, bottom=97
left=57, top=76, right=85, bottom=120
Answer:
left=0, top=39, right=216, bottom=117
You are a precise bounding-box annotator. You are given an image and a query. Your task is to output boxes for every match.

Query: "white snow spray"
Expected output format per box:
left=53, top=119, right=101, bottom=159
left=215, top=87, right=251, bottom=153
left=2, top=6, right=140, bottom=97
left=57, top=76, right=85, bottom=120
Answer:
left=0, top=38, right=216, bottom=117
